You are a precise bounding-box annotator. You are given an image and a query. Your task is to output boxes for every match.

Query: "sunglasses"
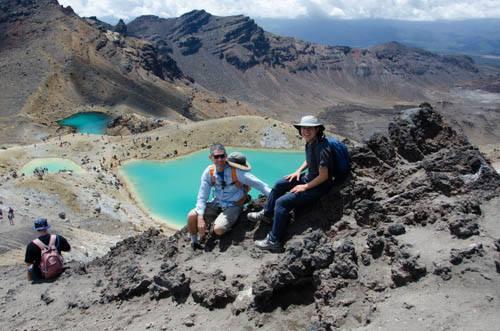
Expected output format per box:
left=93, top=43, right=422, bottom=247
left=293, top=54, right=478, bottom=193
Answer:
left=213, top=154, right=226, bottom=159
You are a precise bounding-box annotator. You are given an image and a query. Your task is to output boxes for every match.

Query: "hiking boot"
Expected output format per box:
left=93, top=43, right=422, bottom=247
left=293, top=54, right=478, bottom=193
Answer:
left=191, top=242, right=202, bottom=250
left=247, top=210, right=272, bottom=224
left=255, top=234, right=281, bottom=252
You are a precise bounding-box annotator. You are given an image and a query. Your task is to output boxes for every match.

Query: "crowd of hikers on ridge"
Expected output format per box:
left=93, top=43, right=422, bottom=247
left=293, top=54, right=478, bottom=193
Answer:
left=24, top=114, right=350, bottom=282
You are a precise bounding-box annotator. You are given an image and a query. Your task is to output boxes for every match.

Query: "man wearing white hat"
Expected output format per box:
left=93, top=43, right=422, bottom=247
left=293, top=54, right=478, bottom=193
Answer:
left=248, top=115, right=335, bottom=252
left=187, top=143, right=271, bottom=249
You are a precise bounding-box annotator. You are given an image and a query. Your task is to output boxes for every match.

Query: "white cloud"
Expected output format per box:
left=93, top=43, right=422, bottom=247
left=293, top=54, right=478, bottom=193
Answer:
left=58, top=0, right=500, bottom=20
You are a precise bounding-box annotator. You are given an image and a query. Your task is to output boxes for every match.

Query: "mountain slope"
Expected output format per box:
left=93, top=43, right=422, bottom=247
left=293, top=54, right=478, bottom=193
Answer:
left=127, top=11, right=493, bottom=119
left=0, top=1, right=212, bottom=144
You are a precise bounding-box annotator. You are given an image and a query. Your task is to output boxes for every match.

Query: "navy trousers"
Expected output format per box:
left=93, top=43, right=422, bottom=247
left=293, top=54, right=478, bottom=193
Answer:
left=264, top=174, right=333, bottom=242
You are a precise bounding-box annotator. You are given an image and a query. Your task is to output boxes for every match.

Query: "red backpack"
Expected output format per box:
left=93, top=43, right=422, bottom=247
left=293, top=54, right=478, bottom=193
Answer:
left=32, top=235, right=64, bottom=279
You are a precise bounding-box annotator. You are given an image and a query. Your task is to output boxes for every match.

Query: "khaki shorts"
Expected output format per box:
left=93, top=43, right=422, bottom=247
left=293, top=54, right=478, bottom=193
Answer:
left=196, top=202, right=242, bottom=232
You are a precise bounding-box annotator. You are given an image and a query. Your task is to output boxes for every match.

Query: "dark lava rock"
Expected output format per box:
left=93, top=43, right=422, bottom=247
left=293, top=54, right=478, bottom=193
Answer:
left=58, top=212, right=66, bottom=219
left=114, top=278, right=152, bottom=302
left=350, top=146, right=381, bottom=168
left=366, top=133, right=397, bottom=166
left=150, top=272, right=190, bottom=302
left=366, top=233, right=384, bottom=259
left=354, top=200, right=386, bottom=226
left=361, top=252, right=371, bottom=266
left=388, top=103, right=464, bottom=163
left=494, top=239, right=500, bottom=252
left=433, top=263, right=452, bottom=281
left=191, top=286, right=236, bottom=309
left=387, top=224, right=406, bottom=236
left=330, top=240, right=358, bottom=279
left=41, top=292, right=54, bottom=305
left=429, top=172, right=462, bottom=196
left=450, top=243, right=484, bottom=265
left=495, top=260, right=500, bottom=273
left=391, top=256, right=427, bottom=287
left=252, top=230, right=335, bottom=309
left=107, top=113, right=167, bottom=135
left=449, top=218, right=480, bottom=238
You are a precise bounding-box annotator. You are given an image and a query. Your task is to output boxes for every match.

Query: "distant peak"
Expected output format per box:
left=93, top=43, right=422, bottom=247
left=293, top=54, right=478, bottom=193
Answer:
left=135, top=15, right=161, bottom=21
left=180, top=9, right=209, bottom=18
left=375, top=41, right=407, bottom=49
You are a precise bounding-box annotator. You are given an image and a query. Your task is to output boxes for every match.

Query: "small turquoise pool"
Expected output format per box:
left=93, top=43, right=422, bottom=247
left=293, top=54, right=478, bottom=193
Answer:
left=57, top=112, right=111, bottom=134
left=20, top=158, right=83, bottom=175
left=120, top=148, right=304, bottom=229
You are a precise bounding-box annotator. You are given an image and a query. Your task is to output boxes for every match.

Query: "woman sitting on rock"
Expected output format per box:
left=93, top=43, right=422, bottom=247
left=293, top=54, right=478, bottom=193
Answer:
left=248, top=116, right=338, bottom=252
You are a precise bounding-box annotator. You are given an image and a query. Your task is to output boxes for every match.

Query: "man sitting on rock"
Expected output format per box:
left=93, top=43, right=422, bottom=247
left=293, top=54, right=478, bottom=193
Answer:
left=248, top=116, right=336, bottom=252
left=25, top=218, right=71, bottom=281
left=187, top=144, right=271, bottom=249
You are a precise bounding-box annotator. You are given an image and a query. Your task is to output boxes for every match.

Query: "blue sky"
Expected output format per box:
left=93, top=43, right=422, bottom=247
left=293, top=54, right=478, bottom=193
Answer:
left=59, top=0, right=500, bottom=21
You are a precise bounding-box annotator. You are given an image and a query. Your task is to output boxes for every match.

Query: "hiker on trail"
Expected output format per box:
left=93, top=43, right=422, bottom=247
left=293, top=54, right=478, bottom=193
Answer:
left=187, top=144, right=271, bottom=249
left=248, top=115, right=350, bottom=252
left=7, top=207, right=14, bottom=225
left=25, top=218, right=71, bottom=281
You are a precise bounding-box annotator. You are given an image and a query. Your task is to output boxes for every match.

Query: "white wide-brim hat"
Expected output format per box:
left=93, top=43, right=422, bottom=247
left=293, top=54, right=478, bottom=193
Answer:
left=293, top=115, right=325, bottom=131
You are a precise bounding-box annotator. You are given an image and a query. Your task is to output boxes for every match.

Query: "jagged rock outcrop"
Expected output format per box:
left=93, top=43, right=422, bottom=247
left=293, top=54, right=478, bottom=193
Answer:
left=114, top=18, right=127, bottom=34
left=106, top=113, right=168, bottom=135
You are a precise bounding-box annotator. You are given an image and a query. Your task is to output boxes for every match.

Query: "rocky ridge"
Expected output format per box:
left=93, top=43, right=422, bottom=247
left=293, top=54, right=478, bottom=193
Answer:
left=125, top=10, right=500, bottom=128
left=127, top=11, right=479, bottom=77
left=1, top=104, right=498, bottom=330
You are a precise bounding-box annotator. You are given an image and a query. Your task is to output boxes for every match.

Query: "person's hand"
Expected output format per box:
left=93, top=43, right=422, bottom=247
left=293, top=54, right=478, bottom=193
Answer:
left=197, top=216, right=206, bottom=239
left=285, top=171, right=301, bottom=182
left=291, top=184, right=308, bottom=193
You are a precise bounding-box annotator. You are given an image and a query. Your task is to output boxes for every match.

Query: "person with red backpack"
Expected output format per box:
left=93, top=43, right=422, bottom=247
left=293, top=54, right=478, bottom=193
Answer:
left=248, top=115, right=350, bottom=252
left=25, top=218, right=71, bottom=281
left=187, top=144, right=271, bottom=249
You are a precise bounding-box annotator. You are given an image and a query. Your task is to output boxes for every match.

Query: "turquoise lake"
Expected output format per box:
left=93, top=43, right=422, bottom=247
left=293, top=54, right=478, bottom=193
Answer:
left=57, top=112, right=111, bottom=134
left=20, top=158, right=83, bottom=175
left=120, top=148, right=304, bottom=229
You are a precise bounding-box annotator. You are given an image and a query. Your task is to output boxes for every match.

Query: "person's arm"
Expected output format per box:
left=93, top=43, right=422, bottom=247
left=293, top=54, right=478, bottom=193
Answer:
left=195, top=167, right=211, bottom=215
left=290, top=166, right=329, bottom=193
left=25, top=244, right=35, bottom=281
left=238, top=171, right=271, bottom=196
left=284, top=160, right=308, bottom=182
left=194, top=167, right=212, bottom=238
left=291, top=144, right=332, bottom=193
left=59, top=236, right=71, bottom=252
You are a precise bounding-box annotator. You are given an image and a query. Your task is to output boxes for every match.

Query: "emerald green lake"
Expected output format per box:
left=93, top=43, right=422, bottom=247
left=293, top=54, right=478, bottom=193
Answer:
left=57, top=112, right=111, bottom=134
left=120, top=148, right=304, bottom=229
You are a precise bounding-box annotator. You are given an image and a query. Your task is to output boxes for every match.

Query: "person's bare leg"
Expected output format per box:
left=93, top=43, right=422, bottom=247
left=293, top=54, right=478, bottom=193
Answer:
left=187, top=210, right=202, bottom=249
left=187, top=210, right=198, bottom=235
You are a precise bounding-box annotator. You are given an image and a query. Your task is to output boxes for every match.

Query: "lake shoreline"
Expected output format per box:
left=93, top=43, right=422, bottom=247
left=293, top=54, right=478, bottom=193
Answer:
left=116, top=167, right=182, bottom=231
left=118, top=147, right=304, bottom=228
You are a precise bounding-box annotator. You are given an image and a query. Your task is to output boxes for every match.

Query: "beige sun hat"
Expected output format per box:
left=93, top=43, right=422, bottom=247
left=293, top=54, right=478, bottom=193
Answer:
left=293, top=115, right=325, bottom=129
left=293, top=115, right=325, bottom=135
left=227, top=152, right=251, bottom=171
